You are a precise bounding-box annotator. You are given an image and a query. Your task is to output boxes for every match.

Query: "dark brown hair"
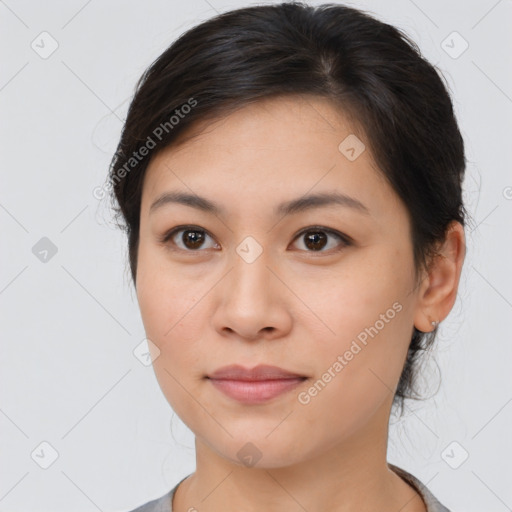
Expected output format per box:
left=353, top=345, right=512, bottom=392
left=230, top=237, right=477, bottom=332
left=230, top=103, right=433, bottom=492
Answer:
left=107, top=1, right=467, bottom=416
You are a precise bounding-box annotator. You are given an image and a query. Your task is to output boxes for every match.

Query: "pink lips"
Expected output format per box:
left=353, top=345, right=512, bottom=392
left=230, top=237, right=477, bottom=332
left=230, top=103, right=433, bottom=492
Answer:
left=206, top=364, right=307, bottom=404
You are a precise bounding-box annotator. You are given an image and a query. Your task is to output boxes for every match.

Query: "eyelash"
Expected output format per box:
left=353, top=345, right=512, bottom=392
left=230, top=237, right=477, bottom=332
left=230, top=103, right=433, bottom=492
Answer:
left=159, top=224, right=353, bottom=255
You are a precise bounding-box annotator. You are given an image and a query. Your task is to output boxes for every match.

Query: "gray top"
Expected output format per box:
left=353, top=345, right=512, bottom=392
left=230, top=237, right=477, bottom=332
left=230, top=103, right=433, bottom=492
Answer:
left=128, top=464, right=450, bottom=511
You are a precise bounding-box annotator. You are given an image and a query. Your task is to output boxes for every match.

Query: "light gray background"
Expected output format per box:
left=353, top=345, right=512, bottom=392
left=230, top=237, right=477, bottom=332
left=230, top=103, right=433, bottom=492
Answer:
left=1, top=0, right=511, bottom=510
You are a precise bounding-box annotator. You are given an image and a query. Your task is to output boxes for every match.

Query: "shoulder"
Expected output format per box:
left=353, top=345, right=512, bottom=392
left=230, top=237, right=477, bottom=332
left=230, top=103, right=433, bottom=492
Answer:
left=126, top=490, right=173, bottom=512
left=389, top=463, right=451, bottom=512
left=126, top=475, right=190, bottom=512
left=125, top=469, right=451, bottom=512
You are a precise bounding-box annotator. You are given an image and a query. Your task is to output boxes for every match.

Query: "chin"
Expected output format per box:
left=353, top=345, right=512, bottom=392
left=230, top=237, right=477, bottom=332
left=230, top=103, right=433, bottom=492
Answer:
left=201, top=431, right=312, bottom=470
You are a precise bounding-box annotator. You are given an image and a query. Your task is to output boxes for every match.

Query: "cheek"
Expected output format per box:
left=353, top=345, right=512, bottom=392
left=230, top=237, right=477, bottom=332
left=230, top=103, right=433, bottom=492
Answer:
left=136, top=244, right=206, bottom=355
left=292, top=300, right=410, bottom=446
left=136, top=250, right=210, bottom=421
left=288, top=249, right=413, bottom=410
left=289, top=245, right=412, bottom=340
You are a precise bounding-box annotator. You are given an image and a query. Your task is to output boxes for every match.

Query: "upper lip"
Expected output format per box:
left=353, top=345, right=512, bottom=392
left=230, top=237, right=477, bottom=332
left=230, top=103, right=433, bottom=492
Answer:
left=207, top=364, right=307, bottom=381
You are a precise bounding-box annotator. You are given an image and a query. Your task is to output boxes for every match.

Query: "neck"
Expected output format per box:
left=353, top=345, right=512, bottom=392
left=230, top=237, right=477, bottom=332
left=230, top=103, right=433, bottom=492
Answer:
left=173, top=397, right=426, bottom=512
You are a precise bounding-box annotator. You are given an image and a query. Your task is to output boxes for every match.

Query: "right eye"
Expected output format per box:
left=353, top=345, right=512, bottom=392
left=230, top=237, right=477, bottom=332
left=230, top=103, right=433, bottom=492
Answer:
left=160, top=225, right=220, bottom=252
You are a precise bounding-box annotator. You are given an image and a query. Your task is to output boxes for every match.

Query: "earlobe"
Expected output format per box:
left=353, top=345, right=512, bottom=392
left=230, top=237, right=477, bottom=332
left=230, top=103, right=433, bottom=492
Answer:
left=413, top=221, right=466, bottom=333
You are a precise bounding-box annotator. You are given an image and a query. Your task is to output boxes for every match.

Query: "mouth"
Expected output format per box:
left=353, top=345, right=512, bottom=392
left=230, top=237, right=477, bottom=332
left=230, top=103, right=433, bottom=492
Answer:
left=205, top=364, right=308, bottom=404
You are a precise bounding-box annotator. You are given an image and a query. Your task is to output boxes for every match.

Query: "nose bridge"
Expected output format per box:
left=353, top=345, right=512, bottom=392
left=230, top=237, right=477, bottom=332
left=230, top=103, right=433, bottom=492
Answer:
left=228, top=238, right=274, bottom=305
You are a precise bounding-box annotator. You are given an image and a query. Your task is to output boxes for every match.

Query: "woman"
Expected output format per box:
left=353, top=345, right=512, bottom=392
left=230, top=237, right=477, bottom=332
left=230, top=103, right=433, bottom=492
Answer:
left=108, top=2, right=466, bottom=511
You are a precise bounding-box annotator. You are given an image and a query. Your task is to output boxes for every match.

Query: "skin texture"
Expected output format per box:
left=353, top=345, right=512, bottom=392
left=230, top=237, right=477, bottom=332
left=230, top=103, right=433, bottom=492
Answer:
left=136, top=95, right=465, bottom=512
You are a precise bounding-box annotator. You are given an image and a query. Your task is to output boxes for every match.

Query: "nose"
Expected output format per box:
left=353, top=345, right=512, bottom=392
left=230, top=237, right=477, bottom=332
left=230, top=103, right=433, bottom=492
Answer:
left=211, top=250, right=293, bottom=342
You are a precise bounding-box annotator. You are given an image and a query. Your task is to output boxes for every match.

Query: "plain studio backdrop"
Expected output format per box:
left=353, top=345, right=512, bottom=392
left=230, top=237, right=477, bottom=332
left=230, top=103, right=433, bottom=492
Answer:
left=1, top=0, right=511, bottom=510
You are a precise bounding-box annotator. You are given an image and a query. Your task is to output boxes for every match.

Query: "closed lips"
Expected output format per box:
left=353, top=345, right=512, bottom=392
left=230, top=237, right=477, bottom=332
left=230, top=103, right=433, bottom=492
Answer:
left=207, top=364, right=308, bottom=381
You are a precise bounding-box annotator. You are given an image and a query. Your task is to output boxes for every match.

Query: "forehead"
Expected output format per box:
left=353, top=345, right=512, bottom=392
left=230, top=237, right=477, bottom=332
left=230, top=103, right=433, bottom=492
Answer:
left=158, top=95, right=361, bottom=160
left=141, top=95, right=398, bottom=219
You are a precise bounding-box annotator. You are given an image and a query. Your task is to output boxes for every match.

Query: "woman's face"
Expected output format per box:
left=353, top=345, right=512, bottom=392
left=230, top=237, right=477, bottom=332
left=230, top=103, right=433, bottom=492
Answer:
left=136, top=95, right=423, bottom=468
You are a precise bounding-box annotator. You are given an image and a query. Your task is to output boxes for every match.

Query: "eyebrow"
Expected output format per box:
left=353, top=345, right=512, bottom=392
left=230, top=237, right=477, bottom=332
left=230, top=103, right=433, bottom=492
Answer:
left=149, top=190, right=370, bottom=217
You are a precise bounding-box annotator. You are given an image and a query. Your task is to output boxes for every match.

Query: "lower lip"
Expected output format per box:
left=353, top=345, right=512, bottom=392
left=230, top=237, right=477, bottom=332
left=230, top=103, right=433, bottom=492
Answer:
left=208, top=377, right=306, bottom=404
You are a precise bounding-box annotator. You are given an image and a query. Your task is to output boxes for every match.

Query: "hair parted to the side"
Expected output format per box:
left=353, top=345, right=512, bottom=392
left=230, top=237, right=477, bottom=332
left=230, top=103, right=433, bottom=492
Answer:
left=107, top=1, right=466, bottom=417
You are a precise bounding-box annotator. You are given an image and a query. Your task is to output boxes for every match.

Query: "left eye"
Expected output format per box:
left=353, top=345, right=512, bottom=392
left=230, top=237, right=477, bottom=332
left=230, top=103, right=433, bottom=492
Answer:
left=160, top=225, right=351, bottom=253
left=291, top=227, right=351, bottom=253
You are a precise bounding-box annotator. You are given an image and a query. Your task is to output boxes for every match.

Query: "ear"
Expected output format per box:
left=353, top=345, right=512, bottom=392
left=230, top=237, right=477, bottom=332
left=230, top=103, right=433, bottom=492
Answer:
left=413, top=221, right=466, bottom=332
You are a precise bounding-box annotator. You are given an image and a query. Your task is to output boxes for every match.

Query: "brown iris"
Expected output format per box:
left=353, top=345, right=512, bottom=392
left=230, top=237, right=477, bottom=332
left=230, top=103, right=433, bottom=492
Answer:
left=303, top=231, right=328, bottom=251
